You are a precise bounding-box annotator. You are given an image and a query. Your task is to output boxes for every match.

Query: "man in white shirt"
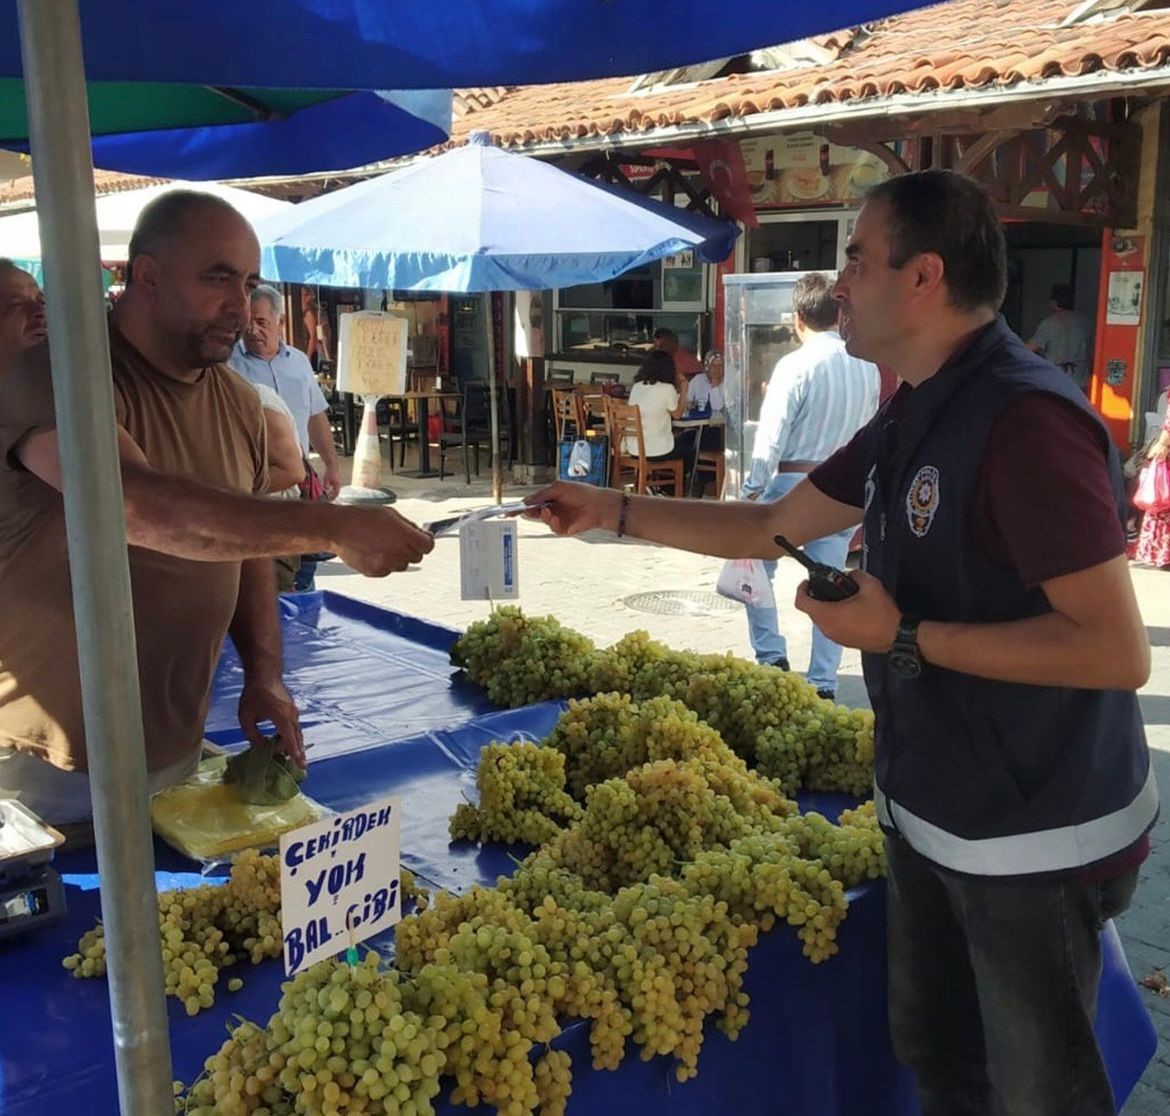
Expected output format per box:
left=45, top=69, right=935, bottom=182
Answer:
left=742, top=272, right=879, bottom=697
left=229, top=284, right=341, bottom=590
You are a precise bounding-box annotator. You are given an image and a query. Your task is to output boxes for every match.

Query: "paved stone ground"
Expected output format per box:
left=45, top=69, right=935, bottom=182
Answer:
left=317, top=452, right=1170, bottom=1110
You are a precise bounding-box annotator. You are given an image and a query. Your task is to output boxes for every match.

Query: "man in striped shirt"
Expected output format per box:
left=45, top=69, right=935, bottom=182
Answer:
left=742, top=271, right=879, bottom=698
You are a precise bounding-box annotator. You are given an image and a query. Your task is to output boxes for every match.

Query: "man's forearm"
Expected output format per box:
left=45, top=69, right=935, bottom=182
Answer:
left=617, top=478, right=860, bottom=558
left=124, top=465, right=344, bottom=561
left=229, top=559, right=283, bottom=680
left=918, top=612, right=1149, bottom=690
left=308, top=413, right=338, bottom=469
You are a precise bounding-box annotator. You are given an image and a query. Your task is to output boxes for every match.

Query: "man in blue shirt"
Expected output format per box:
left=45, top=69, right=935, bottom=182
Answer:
left=229, top=284, right=341, bottom=499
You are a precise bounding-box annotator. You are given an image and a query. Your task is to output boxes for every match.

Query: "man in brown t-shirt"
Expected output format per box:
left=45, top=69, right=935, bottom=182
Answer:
left=0, top=191, right=434, bottom=823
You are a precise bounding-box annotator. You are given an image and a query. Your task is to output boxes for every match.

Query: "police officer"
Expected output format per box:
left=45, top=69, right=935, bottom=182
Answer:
left=527, top=170, right=1155, bottom=1116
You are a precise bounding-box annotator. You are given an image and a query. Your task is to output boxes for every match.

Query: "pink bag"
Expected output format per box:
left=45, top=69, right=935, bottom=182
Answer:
left=1134, top=459, right=1170, bottom=514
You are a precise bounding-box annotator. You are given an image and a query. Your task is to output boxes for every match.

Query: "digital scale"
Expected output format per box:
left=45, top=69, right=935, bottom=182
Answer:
left=0, top=799, right=67, bottom=940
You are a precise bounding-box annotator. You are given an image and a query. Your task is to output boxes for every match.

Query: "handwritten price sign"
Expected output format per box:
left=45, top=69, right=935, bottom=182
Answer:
left=278, top=796, right=401, bottom=976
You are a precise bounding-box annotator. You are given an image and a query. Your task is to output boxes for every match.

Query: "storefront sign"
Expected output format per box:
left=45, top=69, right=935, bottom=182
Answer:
left=279, top=797, right=401, bottom=976
left=739, top=133, right=888, bottom=209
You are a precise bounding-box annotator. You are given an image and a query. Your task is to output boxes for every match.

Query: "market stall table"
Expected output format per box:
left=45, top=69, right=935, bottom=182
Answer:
left=0, top=596, right=1155, bottom=1115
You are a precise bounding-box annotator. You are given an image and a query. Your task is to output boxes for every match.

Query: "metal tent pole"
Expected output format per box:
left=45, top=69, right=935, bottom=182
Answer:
left=17, top=2, right=174, bottom=1113
left=485, top=293, right=503, bottom=502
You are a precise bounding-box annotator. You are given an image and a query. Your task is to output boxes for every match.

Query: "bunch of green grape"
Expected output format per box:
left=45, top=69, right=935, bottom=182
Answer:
left=449, top=740, right=583, bottom=846
left=65, top=848, right=283, bottom=1017
left=450, top=607, right=598, bottom=706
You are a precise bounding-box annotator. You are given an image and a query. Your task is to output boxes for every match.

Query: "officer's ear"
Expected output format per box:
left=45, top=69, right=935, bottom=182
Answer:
left=911, top=251, right=946, bottom=301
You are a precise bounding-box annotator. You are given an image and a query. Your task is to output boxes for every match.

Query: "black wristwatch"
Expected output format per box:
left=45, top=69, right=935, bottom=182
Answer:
left=888, top=614, right=923, bottom=679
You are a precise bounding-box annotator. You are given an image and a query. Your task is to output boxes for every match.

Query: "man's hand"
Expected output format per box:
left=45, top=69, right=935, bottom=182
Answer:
left=794, top=568, right=900, bottom=654
left=525, top=482, right=622, bottom=536
left=322, top=461, right=342, bottom=501
left=333, top=505, right=434, bottom=576
left=238, top=675, right=306, bottom=768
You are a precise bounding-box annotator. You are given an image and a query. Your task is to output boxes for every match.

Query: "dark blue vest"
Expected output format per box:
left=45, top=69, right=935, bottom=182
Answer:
left=861, top=318, right=1156, bottom=875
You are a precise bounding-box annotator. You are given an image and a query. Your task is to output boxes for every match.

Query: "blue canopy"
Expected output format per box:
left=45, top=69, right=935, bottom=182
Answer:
left=0, top=1, right=934, bottom=90
left=258, top=135, right=739, bottom=293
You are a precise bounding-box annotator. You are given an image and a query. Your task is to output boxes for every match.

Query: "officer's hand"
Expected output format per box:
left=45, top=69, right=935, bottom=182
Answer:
left=334, top=506, right=434, bottom=576
left=525, top=482, right=622, bottom=536
left=794, top=568, right=901, bottom=653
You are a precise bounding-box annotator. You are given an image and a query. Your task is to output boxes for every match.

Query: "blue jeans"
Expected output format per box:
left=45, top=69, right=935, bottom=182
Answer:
left=744, top=471, right=853, bottom=691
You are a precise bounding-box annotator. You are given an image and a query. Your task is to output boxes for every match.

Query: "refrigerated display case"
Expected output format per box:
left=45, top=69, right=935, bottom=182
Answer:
left=721, top=271, right=810, bottom=494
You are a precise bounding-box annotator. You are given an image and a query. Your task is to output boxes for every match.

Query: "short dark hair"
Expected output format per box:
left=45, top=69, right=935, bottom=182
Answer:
left=1050, top=282, right=1075, bottom=311
left=634, top=349, right=676, bottom=385
left=652, top=327, right=677, bottom=343
left=126, top=190, right=243, bottom=285
left=866, top=170, right=1007, bottom=313
left=792, top=272, right=839, bottom=332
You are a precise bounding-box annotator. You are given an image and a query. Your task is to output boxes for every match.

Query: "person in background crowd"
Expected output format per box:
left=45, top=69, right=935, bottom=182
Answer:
left=0, top=259, right=47, bottom=362
left=625, top=349, right=691, bottom=477
left=230, top=283, right=341, bottom=590
left=651, top=326, right=702, bottom=377
left=1027, top=281, right=1092, bottom=390
left=0, top=190, right=433, bottom=825
left=741, top=271, right=879, bottom=698
left=686, top=349, right=725, bottom=415
left=1133, top=404, right=1170, bottom=569
left=248, top=381, right=306, bottom=592
left=528, top=169, right=1153, bottom=1116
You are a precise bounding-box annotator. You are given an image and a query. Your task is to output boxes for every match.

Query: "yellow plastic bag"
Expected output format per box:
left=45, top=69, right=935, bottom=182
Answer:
left=151, top=755, right=327, bottom=861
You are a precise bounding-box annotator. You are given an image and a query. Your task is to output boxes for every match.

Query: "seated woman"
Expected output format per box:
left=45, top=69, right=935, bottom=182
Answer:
left=685, top=349, right=725, bottom=416
left=625, top=350, right=693, bottom=469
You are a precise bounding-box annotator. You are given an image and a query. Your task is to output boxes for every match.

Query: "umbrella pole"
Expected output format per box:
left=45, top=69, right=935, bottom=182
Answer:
left=17, top=3, right=174, bottom=1114
left=485, top=294, right=503, bottom=503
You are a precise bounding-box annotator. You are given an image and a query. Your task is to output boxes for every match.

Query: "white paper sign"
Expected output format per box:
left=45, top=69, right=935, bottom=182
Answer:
left=459, top=518, right=519, bottom=600
left=279, top=795, right=401, bottom=976
left=337, top=311, right=408, bottom=396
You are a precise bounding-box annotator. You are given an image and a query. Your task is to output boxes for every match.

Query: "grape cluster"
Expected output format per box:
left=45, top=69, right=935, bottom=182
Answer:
left=452, top=612, right=876, bottom=796
left=450, top=607, right=596, bottom=706
left=449, top=741, right=583, bottom=846
left=64, top=848, right=283, bottom=1016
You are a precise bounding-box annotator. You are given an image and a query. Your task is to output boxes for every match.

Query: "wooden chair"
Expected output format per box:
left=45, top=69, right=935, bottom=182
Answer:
left=604, top=397, right=684, bottom=496
left=692, top=445, right=725, bottom=497
left=438, top=381, right=514, bottom=483
left=551, top=387, right=586, bottom=444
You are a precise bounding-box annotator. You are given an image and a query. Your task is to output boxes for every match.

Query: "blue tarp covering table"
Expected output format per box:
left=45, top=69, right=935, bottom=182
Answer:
left=0, top=593, right=1156, bottom=1115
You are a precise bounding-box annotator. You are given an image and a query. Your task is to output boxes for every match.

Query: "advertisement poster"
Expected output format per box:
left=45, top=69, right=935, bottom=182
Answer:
left=1106, top=271, right=1143, bottom=326
left=739, top=132, right=888, bottom=208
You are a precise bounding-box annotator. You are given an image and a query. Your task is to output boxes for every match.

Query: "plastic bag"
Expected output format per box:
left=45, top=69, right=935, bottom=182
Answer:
left=1134, top=459, right=1170, bottom=513
left=151, top=755, right=326, bottom=861
left=716, top=558, right=776, bottom=608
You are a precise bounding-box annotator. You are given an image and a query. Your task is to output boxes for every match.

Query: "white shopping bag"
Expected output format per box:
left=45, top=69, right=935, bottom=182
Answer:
left=715, top=558, right=776, bottom=608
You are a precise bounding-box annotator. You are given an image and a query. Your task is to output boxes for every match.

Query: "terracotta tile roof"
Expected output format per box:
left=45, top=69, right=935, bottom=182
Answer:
left=450, top=0, right=1170, bottom=149
left=0, top=169, right=166, bottom=210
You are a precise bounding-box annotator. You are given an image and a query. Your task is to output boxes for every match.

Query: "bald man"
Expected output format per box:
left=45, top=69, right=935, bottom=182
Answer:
left=0, top=259, right=46, bottom=363
left=0, top=190, right=434, bottom=824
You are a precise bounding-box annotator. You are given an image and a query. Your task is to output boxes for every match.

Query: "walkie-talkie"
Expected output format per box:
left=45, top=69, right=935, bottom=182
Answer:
left=773, top=535, right=860, bottom=602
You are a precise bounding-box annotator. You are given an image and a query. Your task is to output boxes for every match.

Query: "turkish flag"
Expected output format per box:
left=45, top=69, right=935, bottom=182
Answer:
left=692, top=139, right=758, bottom=229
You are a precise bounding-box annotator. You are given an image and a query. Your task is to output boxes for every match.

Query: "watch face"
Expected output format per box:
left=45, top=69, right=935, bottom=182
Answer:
left=889, top=650, right=922, bottom=679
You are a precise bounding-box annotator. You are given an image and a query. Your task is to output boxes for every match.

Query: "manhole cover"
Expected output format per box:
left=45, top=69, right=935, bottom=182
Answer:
left=620, top=590, right=739, bottom=616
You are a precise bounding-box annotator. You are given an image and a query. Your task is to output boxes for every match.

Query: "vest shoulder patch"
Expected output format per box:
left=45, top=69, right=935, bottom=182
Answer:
left=906, top=465, right=940, bottom=538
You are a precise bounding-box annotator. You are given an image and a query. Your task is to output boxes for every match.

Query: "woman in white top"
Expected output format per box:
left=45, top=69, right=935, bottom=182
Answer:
left=625, top=350, right=687, bottom=460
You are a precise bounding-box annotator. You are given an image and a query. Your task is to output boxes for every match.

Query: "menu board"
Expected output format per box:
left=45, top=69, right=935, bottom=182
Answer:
left=739, top=132, right=888, bottom=208
left=336, top=311, right=408, bottom=396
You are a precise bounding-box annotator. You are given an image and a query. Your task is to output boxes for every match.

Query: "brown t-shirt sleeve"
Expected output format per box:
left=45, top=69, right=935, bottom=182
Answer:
left=0, top=349, right=61, bottom=469
left=978, top=392, right=1126, bottom=587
